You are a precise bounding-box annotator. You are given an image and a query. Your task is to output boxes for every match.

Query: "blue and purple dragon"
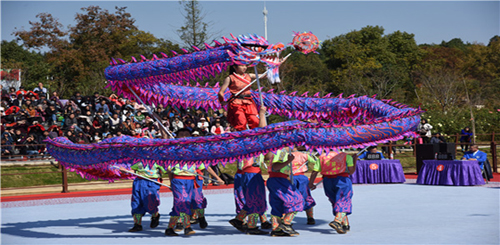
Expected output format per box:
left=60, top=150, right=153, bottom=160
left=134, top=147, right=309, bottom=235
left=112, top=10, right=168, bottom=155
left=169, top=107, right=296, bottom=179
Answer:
left=46, top=33, right=423, bottom=181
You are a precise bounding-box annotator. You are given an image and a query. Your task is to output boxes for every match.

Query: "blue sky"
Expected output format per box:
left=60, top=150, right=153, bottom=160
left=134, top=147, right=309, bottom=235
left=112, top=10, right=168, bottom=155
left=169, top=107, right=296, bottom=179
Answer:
left=1, top=1, right=499, bottom=49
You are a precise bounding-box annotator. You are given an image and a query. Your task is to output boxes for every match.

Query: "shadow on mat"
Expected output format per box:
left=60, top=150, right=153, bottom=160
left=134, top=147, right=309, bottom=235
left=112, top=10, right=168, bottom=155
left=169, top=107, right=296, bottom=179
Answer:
left=0, top=214, right=197, bottom=239
left=1, top=213, right=260, bottom=239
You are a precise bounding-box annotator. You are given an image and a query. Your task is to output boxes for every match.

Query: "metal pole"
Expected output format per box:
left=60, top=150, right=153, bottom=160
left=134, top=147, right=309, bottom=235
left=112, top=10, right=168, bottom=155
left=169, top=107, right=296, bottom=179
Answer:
left=253, top=66, right=264, bottom=107
left=263, top=4, right=268, bottom=40
left=125, top=84, right=175, bottom=139
left=121, top=169, right=171, bottom=189
left=61, top=164, right=69, bottom=193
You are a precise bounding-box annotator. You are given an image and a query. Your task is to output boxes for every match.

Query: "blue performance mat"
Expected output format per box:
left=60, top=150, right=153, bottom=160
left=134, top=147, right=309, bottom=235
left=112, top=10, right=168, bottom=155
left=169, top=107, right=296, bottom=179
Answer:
left=2, top=183, right=499, bottom=244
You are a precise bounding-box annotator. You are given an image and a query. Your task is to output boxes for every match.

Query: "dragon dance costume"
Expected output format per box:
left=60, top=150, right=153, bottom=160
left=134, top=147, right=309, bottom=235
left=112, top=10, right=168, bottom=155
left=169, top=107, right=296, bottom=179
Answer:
left=128, top=162, right=166, bottom=232
left=227, top=73, right=259, bottom=131
left=313, top=152, right=354, bottom=234
left=229, top=154, right=270, bottom=235
left=266, top=149, right=304, bottom=236
left=291, top=151, right=318, bottom=224
left=165, top=163, right=207, bottom=236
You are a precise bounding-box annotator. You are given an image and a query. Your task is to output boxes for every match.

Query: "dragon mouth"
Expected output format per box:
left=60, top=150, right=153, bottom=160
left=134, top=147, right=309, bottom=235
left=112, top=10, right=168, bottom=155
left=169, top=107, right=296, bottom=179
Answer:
left=261, top=53, right=281, bottom=66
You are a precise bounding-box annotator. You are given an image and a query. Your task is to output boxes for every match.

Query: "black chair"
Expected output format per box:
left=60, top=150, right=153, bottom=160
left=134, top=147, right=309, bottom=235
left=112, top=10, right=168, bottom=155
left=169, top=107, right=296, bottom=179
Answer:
left=482, top=159, right=493, bottom=183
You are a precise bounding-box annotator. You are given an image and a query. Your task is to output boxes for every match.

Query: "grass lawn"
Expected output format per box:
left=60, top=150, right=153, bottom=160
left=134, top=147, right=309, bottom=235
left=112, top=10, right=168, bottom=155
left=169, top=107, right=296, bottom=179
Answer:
left=1, top=143, right=497, bottom=189
left=1, top=165, right=91, bottom=188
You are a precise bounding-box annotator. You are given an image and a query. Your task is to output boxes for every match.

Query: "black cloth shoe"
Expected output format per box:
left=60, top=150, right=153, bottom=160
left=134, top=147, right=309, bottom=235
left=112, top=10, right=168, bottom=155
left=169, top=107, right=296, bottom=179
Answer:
left=174, top=222, right=184, bottom=232
left=150, top=214, right=160, bottom=228
left=190, top=218, right=199, bottom=225
left=343, top=225, right=350, bottom=232
left=307, top=217, right=316, bottom=225
left=283, top=224, right=299, bottom=236
left=329, top=221, right=346, bottom=234
left=261, top=221, right=272, bottom=229
left=246, top=227, right=269, bottom=235
left=184, top=227, right=196, bottom=235
left=128, top=224, right=142, bottom=232
left=270, top=229, right=291, bottom=237
left=229, top=218, right=247, bottom=232
left=198, top=216, right=208, bottom=229
left=165, top=228, right=179, bottom=236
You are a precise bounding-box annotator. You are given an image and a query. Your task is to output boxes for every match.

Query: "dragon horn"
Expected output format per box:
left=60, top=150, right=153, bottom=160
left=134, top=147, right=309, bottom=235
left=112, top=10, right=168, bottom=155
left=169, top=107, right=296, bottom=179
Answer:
left=204, top=43, right=213, bottom=49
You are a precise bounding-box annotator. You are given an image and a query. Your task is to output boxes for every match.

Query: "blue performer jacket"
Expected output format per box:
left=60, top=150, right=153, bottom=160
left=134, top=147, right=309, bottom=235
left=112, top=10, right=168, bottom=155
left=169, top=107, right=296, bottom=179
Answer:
left=463, top=150, right=487, bottom=169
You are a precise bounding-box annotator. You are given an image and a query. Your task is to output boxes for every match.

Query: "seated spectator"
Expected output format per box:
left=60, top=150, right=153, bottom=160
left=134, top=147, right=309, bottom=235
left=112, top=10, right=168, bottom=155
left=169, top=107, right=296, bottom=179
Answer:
left=462, top=144, right=488, bottom=170
left=74, top=131, right=90, bottom=144
left=133, top=123, right=143, bottom=136
left=210, top=120, right=225, bottom=135
left=48, top=125, right=62, bottom=139
left=358, top=146, right=385, bottom=160
left=33, top=83, right=48, bottom=98
left=171, top=117, right=184, bottom=132
left=78, top=110, right=94, bottom=127
left=134, top=111, right=146, bottom=124
left=81, top=104, right=93, bottom=115
left=197, top=117, right=209, bottom=133
left=64, top=113, right=79, bottom=130
left=16, top=86, right=27, bottom=97
left=121, top=118, right=134, bottom=135
left=22, top=134, right=40, bottom=158
left=65, top=131, right=77, bottom=143
left=95, top=100, right=111, bottom=116
left=92, top=131, right=102, bottom=142
left=82, top=125, right=96, bottom=139
left=55, top=111, right=65, bottom=125
left=122, top=100, right=135, bottom=114
left=109, top=113, right=122, bottom=133
left=1, top=138, right=13, bottom=159
left=430, top=132, right=446, bottom=144
left=102, top=128, right=112, bottom=138
left=185, top=122, right=195, bottom=132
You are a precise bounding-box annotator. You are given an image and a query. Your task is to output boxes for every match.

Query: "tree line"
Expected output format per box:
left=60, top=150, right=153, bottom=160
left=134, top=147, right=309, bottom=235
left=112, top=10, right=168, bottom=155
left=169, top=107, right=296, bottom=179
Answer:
left=2, top=5, right=499, bottom=137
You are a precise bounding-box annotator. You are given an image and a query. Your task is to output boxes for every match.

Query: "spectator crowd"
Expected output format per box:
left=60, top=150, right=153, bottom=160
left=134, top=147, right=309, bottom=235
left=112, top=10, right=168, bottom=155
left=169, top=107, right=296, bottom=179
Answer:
left=1, top=83, right=233, bottom=159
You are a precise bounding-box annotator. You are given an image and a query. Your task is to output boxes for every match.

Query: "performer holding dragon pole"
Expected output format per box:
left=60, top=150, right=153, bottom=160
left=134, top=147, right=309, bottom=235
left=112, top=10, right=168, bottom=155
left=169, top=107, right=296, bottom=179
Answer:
left=228, top=106, right=272, bottom=235
left=308, top=151, right=357, bottom=234
left=218, top=64, right=266, bottom=131
left=165, top=129, right=224, bottom=236
left=291, top=147, right=319, bottom=225
left=119, top=162, right=166, bottom=232
left=265, top=146, right=304, bottom=236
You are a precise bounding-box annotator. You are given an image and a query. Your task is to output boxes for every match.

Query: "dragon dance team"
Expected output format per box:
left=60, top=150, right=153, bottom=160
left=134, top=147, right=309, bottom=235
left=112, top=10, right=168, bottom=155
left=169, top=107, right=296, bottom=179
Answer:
left=119, top=64, right=357, bottom=236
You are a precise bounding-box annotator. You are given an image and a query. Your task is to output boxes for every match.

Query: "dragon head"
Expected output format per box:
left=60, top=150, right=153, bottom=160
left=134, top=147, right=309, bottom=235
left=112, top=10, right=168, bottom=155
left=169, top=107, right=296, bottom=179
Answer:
left=223, top=34, right=285, bottom=84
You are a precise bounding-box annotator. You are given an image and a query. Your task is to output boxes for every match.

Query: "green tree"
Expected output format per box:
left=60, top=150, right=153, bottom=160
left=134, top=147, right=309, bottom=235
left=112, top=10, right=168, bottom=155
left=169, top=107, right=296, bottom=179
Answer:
left=177, top=0, right=214, bottom=49
left=14, top=6, right=181, bottom=97
left=278, top=47, right=331, bottom=96
left=322, top=26, right=420, bottom=102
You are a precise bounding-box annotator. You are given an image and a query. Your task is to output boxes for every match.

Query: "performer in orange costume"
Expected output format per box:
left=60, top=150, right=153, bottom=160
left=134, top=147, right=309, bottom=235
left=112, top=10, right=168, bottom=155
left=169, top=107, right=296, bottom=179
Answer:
left=218, top=64, right=265, bottom=131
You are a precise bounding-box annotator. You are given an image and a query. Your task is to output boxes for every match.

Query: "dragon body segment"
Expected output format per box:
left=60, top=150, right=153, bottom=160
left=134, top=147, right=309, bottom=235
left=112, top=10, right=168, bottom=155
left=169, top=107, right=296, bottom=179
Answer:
left=46, top=116, right=419, bottom=181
